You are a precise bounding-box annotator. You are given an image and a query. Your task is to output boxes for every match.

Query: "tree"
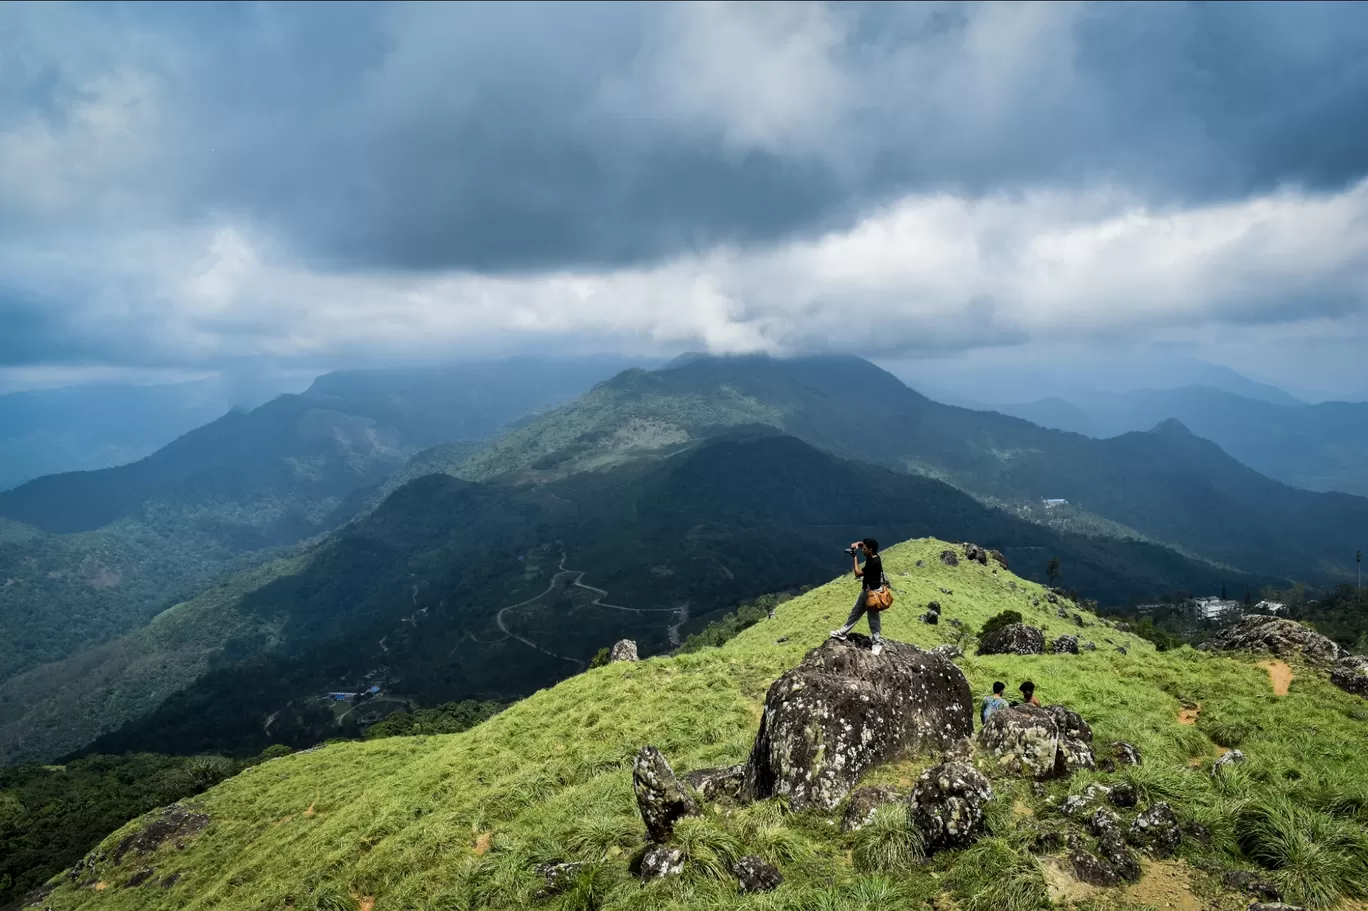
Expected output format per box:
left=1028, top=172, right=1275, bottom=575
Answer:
left=1046, top=557, right=1061, bottom=587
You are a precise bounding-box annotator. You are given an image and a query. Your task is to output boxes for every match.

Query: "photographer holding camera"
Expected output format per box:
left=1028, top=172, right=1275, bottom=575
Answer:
left=829, top=538, right=889, bottom=655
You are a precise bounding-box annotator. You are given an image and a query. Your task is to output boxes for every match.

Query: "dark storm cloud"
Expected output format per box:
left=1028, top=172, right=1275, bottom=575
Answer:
left=6, top=1, right=1368, bottom=274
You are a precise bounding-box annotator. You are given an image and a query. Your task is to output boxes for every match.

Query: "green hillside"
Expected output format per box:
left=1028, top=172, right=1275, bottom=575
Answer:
left=35, top=538, right=1368, bottom=911
left=2, top=434, right=1265, bottom=766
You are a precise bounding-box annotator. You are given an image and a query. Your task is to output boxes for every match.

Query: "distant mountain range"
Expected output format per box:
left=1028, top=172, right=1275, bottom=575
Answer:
left=0, top=377, right=302, bottom=493
left=986, top=385, right=1368, bottom=497
left=0, top=358, right=637, bottom=689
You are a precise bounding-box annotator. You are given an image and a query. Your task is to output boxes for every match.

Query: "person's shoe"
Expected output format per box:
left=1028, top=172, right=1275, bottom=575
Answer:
left=829, top=629, right=848, bottom=641
left=871, top=641, right=884, bottom=656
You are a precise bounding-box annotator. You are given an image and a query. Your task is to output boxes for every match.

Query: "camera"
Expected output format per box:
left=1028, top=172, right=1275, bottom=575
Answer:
left=844, top=543, right=861, bottom=557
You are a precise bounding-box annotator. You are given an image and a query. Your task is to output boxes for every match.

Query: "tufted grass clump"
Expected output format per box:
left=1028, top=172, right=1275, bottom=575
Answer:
left=852, top=805, right=923, bottom=874
left=32, top=537, right=1368, bottom=911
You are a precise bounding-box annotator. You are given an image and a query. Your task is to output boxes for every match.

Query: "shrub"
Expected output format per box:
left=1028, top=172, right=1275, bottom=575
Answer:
left=980, top=610, right=1024, bottom=639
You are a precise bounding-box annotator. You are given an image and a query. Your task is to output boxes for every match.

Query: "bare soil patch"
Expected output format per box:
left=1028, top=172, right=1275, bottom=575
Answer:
left=1177, top=703, right=1200, bottom=725
left=1261, top=660, right=1294, bottom=695
left=1120, top=859, right=1209, bottom=910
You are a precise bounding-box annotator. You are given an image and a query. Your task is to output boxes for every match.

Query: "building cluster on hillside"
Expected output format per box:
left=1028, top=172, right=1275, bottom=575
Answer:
left=1041, top=498, right=1069, bottom=508
left=1135, top=596, right=1286, bottom=623
left=323, top=685, right=382, bottom=703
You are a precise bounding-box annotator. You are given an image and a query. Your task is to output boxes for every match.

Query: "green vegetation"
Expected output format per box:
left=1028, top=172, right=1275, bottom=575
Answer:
left=675, top=591, right=807, bottom=654
left=6, top=433, right=1261, bottom=766
left=33, top=537, right=1368, bottom=911
left=979, top=609, right=1024, bottom=639
left=363, top=700, right=505, bottom=740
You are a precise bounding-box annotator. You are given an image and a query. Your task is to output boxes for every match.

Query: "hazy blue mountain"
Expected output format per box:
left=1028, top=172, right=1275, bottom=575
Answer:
left=993, top=385, right=1368, bottom=497
left=0, top=377, right=303, bottom=493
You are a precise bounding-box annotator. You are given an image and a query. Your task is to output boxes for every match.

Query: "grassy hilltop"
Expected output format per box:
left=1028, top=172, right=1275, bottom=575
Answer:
left=38, top=538, right=1368, bottom=911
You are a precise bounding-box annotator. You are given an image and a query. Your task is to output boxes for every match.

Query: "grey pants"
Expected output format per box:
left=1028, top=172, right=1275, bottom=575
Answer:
left=838, top=589, right=882, bottom=638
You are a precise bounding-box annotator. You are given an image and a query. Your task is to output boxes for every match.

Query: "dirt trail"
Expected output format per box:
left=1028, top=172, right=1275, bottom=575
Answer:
left=1120, top=859, right=1207, bottom=911
left=1177, top=703, right=1200, bottom=725
left=1261, top=660, right=1294, bottom=696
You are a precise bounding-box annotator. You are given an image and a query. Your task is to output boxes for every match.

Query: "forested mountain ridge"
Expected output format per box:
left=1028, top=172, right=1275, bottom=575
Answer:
left=0, top=359, right=635, bottom=690
left=456, top=355, right=1368, bottom=580
left=3, top=431, right=1270, bottom=765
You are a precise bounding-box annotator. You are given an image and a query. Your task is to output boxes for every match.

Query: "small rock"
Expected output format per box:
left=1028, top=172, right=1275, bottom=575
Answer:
left=734, top=856, right=783, bottom=894
left=1247, top=904, right=1308, bottom=911
left=123, top=869, right=156, bottom=889
left=909, top=761, right=994, bottom=854
left=640, top=845, right=684, bottom=881
left=948, top=617, right=963, bottom=628
left=841, top=786, right=903, bottom=832
left=775, top=636, right=789, bottom=644
left=1062, top=784, right=1112, bottom=819
left=1068, top=833, right=1127, bottom=887
left=1330, top=655, right=1368, bottom=699
left=1116, top=646, right=1128, bottom=655
left=1057, top=605, right=1070, bottom=619
left=1128, top=801, right=1181, bottom=857
left=940, top=587, right=953, bottom=595
left=1083, top=641, right=1096, bottom=652
left=921, top=611, right=940, bottom=625
left=927, top=601, right=942, bottom=614
left=535, top=861, right=590, bottom=895
left=1107, top=782, right=1139, bottom=809
left=1212, top=750, right=1246, bottom=775
left=989, top=550, right=1009, bottom=570
left=963, top=543, right=990, bottom=566
left=682, top=765, right=745, bottom=803
left=1223, top=870, right=1282, bottom=902
left=916, top=560, right=926, bottom=568
left=610, top=639, right=640, bottom=662
left=1053, top=635, right=1079, bottom=654
left=633, top=746, right=699, bottom=841
left=1047, top=593, right=1059, bottom=604
left=940, top=550, right=960, bottom=567
left=1072, top=613, right=1085, bottom=626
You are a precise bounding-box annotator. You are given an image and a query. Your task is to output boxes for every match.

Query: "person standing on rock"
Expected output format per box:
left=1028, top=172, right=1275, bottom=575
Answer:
left=981, top=681, right=1009, bottom=726
left=1018, top=680, right=1042, bottom=707
left=830, top=538, right=886, bottom=655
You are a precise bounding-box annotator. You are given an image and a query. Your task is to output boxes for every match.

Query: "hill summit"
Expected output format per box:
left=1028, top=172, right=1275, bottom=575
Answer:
left=33, top=537, right=1368, bottom=911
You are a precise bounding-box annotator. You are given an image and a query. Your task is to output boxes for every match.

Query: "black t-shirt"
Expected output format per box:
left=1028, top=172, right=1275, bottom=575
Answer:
left=860, top=554, right=884, bottom=590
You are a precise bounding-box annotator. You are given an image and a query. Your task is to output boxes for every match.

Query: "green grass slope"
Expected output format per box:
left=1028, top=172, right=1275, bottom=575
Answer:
left=37, top=538, right=1368, bottom=911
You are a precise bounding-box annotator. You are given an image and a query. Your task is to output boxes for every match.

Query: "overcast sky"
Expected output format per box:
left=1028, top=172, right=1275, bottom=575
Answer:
left=3, top=1, right=1368, bottom=398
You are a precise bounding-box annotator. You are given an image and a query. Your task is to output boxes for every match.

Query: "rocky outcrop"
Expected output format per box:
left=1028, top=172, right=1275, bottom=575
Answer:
left=1330, top=655, right=1368, bottom=698
left=963, top=543, right=989, bottom=566
left=930, top=644, right=963, bottom=660
left=921, top=609, right=940, bottom=625
left=682, top=765, right=745, bottom=803
left=640, top=845, right=684, bottom=881
left=1044, top=705, right=1096, bottom=773
left=940, top=550, right=959, bottom=567
left=1062, top=784, right=1112, bottom=819
left=734, top=856, right=783, bottom=893
left=609, top=639, right=640, bottom=662
left=1200, top=615, right=1345, bottom=663
left=1090, top=809, right=1142, bottom=883
left=841, top=786, right=903, bottom=832
left=909, top=761, right=993, bottom=854
left=1128, top=801, right=1181, bottom=856
left=1108, top=782, right=1139, bottom=809
left=743, top=636, right=973, bottom=810
left=978, top=623, right=1045, bottom=656
left=989, top=550, right=1009, bottom=570
left=633, top=746, right=699, bottom=841
left=1053, top=635, right=1079, bottom=654
left=1247, top=904, right=1307, bottom=911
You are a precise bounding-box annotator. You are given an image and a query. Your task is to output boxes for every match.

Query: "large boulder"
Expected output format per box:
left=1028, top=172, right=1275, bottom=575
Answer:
left=978, top=623, right=1045, bottom=656
left=633, top=746, right=699, bottom=841
left=940, top=550, right=960, bottom=567
left=989, top=550, right=1009, bottom=570
left=609, top=639, right=640, bottom=662
left=1200, top=615, right=1345, bottom=664
left=1091, top=809, right=1142, bottom=882
left=978, top=706, right=1061, bottom=777
left=963, top=543, right=989, bottom=566
left=742, top=636, right=973, bottom=810
left=909, top=761, right=993, bottom=854
left=1053, top=635, right=1080, bottom=654
left=980, top=705, right=1094, bottom=778
left=1330, top=655, right=1368, bottom=698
